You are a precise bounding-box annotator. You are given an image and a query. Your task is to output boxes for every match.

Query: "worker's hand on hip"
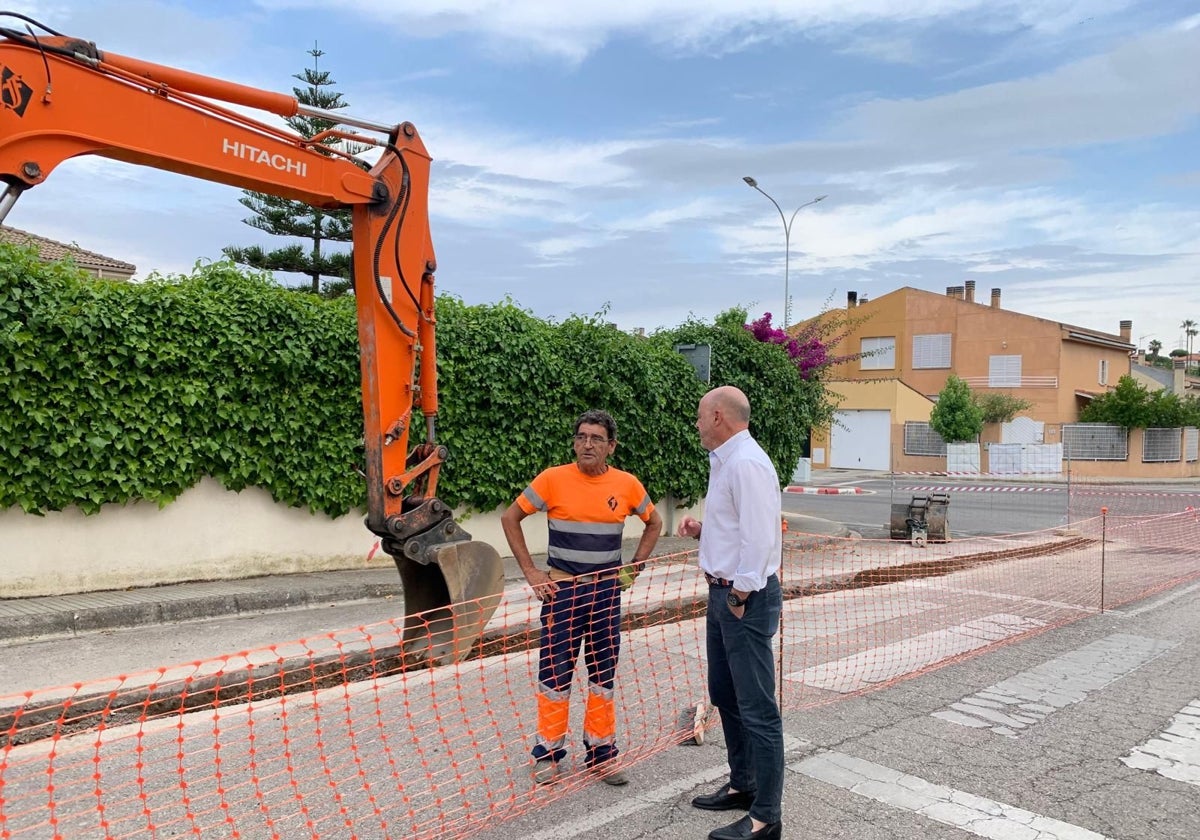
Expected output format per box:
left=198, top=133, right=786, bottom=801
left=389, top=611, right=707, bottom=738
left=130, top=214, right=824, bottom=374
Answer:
left=677, top=516, right=701, bottom=538
left=526, top=569, right=557, bottom=602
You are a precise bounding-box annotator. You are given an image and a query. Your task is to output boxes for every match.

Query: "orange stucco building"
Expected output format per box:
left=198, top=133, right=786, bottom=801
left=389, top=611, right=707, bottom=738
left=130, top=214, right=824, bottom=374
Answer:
left=800, top=282, right=1136, bottom=472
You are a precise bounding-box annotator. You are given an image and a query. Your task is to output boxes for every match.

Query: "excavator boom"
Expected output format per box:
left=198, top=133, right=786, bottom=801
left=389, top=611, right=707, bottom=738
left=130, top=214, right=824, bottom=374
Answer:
left=0, top=18, right=502, bottom=663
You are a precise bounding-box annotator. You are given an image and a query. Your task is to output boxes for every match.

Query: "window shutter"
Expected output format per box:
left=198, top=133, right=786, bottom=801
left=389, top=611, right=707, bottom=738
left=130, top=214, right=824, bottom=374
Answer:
left=913, top=334, right=951, bottom=369
left=988, top=355, right=1022, bottom=387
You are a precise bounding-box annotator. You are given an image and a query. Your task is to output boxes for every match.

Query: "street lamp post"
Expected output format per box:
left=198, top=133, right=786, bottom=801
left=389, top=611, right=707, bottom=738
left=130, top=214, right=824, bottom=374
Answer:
left=743, top=176, right=826, bottom=329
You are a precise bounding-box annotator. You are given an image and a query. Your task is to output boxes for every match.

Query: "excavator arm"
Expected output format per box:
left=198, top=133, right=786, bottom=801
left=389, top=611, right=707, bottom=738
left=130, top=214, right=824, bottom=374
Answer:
left=0, top=16, right=502, bottom=663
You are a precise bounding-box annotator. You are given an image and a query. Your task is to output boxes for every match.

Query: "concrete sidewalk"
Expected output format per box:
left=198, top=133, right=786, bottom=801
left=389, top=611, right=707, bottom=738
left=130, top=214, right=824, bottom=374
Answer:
left=0, top=514, right=848, bottom=643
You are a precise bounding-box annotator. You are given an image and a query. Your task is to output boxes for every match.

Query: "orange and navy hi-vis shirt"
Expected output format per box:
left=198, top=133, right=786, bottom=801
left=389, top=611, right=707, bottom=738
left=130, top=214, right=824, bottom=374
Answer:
left=516, top=464, right=656, bottom=576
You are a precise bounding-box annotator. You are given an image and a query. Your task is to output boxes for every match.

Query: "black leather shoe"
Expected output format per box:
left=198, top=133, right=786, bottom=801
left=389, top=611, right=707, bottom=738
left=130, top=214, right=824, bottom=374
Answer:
left=707, top=815, right=782, bottom=840
left=691, top=782, right=755, bottom=811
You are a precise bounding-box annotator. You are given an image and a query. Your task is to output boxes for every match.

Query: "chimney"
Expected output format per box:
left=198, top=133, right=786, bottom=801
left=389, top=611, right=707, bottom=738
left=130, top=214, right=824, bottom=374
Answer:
left=847, top=290, right=858, bottom=309
left=954, top=286, right=966, bottom=300
left=946, top=286, right=956, bottom=297
left=860, top=294, right=869, bottom=304
left=1119, top=320, right=1132, bottom=343
left=990, top=288, right=1001, bottom=309
left=1174, top=358, right=1186, bottom=394
left=965, top=280, right=976, bottom=303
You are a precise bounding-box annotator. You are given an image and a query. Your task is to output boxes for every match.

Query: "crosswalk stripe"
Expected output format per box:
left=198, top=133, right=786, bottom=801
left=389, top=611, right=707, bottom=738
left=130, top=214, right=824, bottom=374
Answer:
left=784, top=613, right=1044, bottom=693
left=1122, top=700, right=1200, bottom=786
left=522, top=737, right=808, bottom=840
left=794, top=750, right=1110, bottom=839
left=932, top=633, right=1177, bottom=736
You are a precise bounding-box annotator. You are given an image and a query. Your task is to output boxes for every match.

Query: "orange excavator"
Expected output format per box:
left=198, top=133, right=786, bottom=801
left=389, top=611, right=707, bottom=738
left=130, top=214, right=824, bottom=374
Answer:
left=0, top=14, right=504, bottom=664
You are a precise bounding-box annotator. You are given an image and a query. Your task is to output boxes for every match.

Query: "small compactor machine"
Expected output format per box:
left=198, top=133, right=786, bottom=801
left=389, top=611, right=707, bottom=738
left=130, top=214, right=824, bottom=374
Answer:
left=889, top=493, right=950, bottom=546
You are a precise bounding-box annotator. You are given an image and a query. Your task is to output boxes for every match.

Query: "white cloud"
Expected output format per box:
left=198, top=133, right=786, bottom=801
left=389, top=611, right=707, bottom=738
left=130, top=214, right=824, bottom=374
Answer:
left=843, top=24, right=1200, bottom=152
left=252, top=0, right=1139, bottom=60
left=4, top=0, right=1193, bottom=364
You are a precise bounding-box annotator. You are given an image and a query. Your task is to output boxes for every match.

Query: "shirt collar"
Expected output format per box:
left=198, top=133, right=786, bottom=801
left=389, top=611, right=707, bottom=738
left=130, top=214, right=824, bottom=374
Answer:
left=710, top=428, right=751, bottom=465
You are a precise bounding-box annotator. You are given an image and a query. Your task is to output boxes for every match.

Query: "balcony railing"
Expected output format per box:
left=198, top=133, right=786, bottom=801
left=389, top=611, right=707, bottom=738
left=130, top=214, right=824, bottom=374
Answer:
left=959, top=376, right=1059, bottom=389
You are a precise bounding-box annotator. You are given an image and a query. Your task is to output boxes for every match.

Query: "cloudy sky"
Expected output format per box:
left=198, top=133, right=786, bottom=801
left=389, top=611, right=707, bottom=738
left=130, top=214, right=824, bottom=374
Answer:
left=4, top=1, right=1199, bottom=352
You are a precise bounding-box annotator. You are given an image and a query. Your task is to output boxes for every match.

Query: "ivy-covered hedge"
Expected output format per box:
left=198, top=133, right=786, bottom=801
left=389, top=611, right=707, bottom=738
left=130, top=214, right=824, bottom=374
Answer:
left=1, top=247, right=826, bottom=516
left=1, top=248, right=362, bottom=515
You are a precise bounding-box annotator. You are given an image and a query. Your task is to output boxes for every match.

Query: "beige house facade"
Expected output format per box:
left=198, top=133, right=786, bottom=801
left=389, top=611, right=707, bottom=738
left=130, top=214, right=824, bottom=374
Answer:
left=804, top=282, right=1141, bottom=473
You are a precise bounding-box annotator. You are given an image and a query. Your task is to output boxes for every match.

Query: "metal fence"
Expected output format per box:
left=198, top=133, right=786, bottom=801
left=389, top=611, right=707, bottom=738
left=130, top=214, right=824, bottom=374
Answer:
left=1062, top=423, right=1128, bottom=461
left=1142, top=428, right=1182, bottom=463
left=904, top=421, right=946, bottom=456
left=1185, top=427, right=1199, bottom=463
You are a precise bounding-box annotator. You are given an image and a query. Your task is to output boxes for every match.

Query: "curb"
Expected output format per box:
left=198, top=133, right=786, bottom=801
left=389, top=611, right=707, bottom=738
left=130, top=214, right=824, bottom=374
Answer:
left=0, top=578, right=405, bottom=643
left=785, top=486, right=864, bottom=495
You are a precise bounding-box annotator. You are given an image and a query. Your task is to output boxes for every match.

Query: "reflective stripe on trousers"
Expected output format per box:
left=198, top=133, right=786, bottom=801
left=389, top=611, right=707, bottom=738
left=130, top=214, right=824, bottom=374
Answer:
left=533, top=574, right=621, bottom=765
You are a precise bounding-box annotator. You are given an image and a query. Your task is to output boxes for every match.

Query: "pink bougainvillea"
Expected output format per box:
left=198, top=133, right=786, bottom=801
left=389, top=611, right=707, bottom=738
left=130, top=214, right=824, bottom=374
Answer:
left=744, top=312, right=829, bottom=379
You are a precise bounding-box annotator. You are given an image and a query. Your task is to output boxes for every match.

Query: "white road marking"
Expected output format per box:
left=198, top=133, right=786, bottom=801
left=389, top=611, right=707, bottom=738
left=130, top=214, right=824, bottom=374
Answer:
left=784, top=613, right=1045, bottom=693
left=795, top=750, right=1110, bottom=839
left=909, top=580, right=1095, bottom=613
left=782, top=592, right=943, bottom=642
left=522, top=736, right=809, bottom=840
left=933, top=634, right=1176, bottom=737
left=1122, top=700, right=1200, bottom=786
left=1111, top=581, right=1200, bottom=617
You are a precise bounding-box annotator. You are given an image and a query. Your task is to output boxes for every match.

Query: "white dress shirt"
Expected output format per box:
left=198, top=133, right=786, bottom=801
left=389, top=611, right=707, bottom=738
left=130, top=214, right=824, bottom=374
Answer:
left=698, top=429, right=782, bottom=592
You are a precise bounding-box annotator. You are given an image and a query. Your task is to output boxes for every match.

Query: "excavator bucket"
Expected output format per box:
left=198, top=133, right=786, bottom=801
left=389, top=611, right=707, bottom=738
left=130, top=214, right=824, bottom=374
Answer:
left=393, top=540, right=505, bottom=665
left=889, top=493, right=951, bottom=545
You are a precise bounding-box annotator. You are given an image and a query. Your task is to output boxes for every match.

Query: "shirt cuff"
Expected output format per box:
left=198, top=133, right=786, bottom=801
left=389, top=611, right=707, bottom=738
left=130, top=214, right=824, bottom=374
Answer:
left=732, top=574, right=763, bottom=593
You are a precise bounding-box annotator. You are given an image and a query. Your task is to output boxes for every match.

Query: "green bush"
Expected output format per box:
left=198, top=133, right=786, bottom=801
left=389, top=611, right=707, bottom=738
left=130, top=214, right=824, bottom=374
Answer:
left=656, top=308, right=828, bottom=486
left=1, top=248, right=828, bottom=516
left=0, top=249, right=362, bottom=515
left=974, top=393, right=1032, bottom=424
left=1080, top=375, right=1197, bottom=429
left=929, top=375, right=983, bottom=443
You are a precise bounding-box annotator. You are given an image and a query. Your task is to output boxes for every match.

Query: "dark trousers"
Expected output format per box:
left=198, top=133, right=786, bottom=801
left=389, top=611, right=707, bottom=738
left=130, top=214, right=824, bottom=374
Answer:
left=706, top=574, right=783, bottom=825
left=533, top=576, right=622, bottom=766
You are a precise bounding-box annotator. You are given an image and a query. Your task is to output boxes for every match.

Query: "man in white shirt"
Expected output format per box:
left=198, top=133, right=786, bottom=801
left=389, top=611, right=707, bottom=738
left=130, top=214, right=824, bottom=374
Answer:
left=677, top=385, right=783, bottom=840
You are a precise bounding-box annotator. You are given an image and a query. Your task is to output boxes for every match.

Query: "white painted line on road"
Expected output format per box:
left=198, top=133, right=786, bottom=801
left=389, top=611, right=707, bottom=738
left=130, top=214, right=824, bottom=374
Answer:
left=932, top=634, right=1177, bottom=737
left=897, top=484, right=1066, bottom=493
left=1111, top=581, right=1200, bottom=618
left=794, top=750, right=1110, bottom=839
left=782, top=592, right=943, bottom=642
left=522, top=736, right=809, bottom=840
left=784, top=613, right=1045, bottom=693
left=1122, top=700, right=1200, bottom=786
left=785, top=486, right=871, bottom=495
left=910, top=580, right=1096, bottom=613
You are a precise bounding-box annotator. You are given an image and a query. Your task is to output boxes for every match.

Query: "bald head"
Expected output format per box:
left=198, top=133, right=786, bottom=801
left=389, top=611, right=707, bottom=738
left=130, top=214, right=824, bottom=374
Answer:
left=696, top=386, right=751, bottom=451
left=708, top=386, right=750, bottom=425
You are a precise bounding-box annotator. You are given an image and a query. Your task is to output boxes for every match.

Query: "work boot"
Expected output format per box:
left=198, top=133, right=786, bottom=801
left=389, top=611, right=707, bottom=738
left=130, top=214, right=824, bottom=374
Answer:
left=532, top=758, right=559, bottom=785
left=596, top=763, right=629, bottom=786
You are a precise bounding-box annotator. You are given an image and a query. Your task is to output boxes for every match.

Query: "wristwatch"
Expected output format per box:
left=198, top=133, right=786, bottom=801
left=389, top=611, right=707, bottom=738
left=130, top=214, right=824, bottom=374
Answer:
left=727, top=591, right=748, bottom=608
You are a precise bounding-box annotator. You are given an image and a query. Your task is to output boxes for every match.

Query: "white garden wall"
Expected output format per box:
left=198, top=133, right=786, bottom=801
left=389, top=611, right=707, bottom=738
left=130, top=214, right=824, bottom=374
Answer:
left=0, top=478, right=691, bottom=597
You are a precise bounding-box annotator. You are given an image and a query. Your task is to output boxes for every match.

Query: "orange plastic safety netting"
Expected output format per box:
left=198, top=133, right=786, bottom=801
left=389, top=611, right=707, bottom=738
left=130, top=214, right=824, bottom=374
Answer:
left=2, top=501, right=1198, bottom=839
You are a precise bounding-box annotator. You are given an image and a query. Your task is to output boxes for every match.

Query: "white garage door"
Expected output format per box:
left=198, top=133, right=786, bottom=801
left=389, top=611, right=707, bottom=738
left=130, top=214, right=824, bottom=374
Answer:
left=830, top=410, right=892, bottom=471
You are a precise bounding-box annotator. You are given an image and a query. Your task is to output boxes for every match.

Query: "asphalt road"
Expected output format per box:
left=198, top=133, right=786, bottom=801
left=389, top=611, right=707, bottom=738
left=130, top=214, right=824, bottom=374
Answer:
left=784, top=476, right=1200, bottom=539
left=470, top=566, right=1200, bottom=840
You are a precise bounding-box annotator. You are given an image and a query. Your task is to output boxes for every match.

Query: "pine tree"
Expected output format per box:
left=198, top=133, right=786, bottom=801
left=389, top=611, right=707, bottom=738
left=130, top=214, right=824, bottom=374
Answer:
left=222, top=44, right=368, bottom=297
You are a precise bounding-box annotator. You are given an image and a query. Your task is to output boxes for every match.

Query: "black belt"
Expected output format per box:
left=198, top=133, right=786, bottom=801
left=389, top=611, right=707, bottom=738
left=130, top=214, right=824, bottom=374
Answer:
left=704, top=572, right=734, bottom=588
